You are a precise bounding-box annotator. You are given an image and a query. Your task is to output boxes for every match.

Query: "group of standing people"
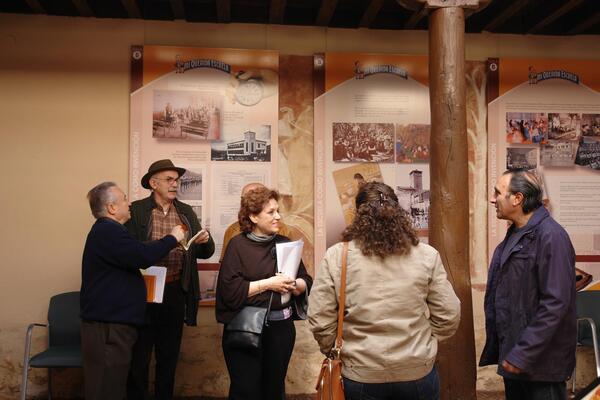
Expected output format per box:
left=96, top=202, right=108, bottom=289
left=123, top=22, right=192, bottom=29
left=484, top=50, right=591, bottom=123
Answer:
left=81, top=158, right=576, bottom=400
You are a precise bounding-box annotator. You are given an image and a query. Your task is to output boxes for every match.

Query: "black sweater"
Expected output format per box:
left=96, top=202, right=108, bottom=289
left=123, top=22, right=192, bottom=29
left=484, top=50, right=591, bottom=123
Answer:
left=215, top=234, right=313, bottom=324
left=80, top=218, right=177, bottom=326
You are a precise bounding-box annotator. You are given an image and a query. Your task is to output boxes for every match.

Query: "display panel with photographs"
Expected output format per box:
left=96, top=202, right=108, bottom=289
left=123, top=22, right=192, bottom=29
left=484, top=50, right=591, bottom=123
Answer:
left=540, top=140, right=579, bottom=167
left=582, top=114, right=600, bottom=138
left=395, top=165, right=430, bottom=232
left=332, top=122, right=394, bottom=163
left=548, top=113, right=581, bottom=141
left=177, top=169, right=203, bottom=201
left=332, top=163, right=383, bottom=226
left=505, top=112, right=548, bottom=144
left=506, top=147, right=537, bottom=170
left=396, top=123, right=430, bottom=163
left=211, top=125, right=271, bottom=162
left=575, top=139, right=600, bottom=169
left=152, top=90, right=222, bottom=140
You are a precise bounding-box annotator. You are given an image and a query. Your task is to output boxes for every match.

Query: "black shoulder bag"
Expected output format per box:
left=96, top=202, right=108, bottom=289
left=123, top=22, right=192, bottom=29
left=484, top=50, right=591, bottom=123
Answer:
left=223, top=292, right=274, bottom=350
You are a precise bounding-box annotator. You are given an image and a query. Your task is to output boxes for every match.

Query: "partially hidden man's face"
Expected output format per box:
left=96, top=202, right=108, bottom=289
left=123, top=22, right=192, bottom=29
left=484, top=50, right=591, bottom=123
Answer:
left=108, top=186, right=131, bottom=224
left=490, top=173, right=516, bottom=221
left=150, top=170, right=180, bottom=202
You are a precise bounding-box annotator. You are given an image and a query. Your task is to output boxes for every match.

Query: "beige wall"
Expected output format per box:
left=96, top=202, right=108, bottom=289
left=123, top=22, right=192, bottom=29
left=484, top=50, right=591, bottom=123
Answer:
left=1, top=13, right=599, bottom=398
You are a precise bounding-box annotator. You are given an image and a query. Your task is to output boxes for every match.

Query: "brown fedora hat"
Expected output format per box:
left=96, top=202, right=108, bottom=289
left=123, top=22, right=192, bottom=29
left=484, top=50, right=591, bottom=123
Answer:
left=141, top=159, right=186, bottom=189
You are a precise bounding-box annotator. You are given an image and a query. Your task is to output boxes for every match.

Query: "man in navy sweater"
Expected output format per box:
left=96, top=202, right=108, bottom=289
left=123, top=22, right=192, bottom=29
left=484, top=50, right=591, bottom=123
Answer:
left=80, top=182, right=185, bottom=400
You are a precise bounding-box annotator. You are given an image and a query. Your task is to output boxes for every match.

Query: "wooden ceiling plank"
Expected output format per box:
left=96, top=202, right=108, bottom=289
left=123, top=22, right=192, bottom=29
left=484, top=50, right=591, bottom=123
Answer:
left=359, top=0, right=385, bottom=28
left=404, top=4, right=427, bottom=29
left=24, top=0, right=45, bottom=14
left=170, top=0, right=186, bottom=20
left=71, top=0, right=94, bottom=17
left=483, top=0, right=531, bottom=31
left=120, top=0, right=142, bottom=19
left=568, top=11, right=600, bottom=35
left=528, top=0, right=585, bottom=34
left=269, top=0, right=286, bottom=24
left=217, top=0, right=231, bottom=23
left=316, top=0, right=339, bottom=26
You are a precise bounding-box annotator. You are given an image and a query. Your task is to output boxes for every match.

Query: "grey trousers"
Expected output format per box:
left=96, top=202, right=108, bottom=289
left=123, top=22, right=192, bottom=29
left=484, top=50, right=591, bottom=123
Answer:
left=81, top=320, right=138, bottom=400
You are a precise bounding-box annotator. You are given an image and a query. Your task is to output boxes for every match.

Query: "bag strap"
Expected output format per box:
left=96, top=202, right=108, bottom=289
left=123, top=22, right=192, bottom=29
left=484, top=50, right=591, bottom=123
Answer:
left=331, top=241, right=349, bottom=358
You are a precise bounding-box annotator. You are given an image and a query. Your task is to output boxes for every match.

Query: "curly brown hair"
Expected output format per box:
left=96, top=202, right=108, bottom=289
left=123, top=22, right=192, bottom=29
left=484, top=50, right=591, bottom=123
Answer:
left=238, top=186, right=280, bottom=234
left=342, top=181, right=419, bottom=257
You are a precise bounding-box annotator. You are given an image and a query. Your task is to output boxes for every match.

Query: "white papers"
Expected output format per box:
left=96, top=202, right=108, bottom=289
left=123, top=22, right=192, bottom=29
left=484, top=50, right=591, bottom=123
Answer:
left=142, top=266, right=167, bottom=303
left=276, top=240, right=304, bottom=303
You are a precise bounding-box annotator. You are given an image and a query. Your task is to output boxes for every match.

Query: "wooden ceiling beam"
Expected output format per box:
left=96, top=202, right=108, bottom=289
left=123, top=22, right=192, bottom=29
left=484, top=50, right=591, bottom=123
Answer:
left=316, top=0, right=338, bottom=26
left=359, top=0, right=384, bottom=28
left=404, top=4, right=427, bottom=29
left=24, top=0, right=45, bottom=14
left=269, top=0, right=286, bottom=24
left=568, top=11, right=600, bottom=35
left=170, top=0, right=186, bottom=20
left=217, top=0, right=231, bottom=23
left=71, top=0, right=93, bottom=17
left=120, top=0, right=142, bottom=19
left=528, top=0, right=585, bottom=34
left=483, top=0, right=531, bottom=32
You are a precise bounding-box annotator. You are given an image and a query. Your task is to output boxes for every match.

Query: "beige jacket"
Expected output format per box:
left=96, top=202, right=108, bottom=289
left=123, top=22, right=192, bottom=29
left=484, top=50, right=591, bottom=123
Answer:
left=308, top=241, right=460, bottom=383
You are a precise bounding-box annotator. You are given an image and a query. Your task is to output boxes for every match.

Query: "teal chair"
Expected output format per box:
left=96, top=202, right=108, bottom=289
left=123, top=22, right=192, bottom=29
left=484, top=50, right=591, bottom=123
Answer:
left=573, top=290, right=600, bottom=393
left=20, top=291, right=82, bottom=400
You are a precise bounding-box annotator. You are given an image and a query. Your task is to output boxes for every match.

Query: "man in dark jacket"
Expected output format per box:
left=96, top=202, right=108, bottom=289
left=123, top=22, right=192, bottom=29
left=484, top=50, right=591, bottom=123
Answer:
left=126, top=159, right=215, bottom=400
left=480, top=169, right=576, bottom=399
left=81, top=182, right=185, bottom=400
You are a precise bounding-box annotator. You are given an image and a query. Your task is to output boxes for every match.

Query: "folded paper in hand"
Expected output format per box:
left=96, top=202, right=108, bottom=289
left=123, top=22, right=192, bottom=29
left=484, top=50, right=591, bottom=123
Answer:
left=142, top=266, right=166, bottom=303
left=180, top=230, right=204, bottom=251
left=276, top=240, right=304, bottom=303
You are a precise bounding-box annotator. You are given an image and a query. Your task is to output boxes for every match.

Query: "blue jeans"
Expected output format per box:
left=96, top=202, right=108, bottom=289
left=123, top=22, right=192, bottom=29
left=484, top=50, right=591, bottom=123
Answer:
left=343, top=366, right=440, bottom=400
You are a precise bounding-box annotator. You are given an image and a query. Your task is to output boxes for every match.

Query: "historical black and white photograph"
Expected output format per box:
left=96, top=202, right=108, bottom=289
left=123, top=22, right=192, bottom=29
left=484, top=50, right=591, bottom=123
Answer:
left=177, top=169, right=203, bottom=202
left=506, top=147, right=537, bottom=170
left=581, top=114, right=600, bottom=138
left=332, top=122, right=394, bottom=163
left=153, top=90, right=222, bottom=140
left=395, top=166, right=430, bottom=232
left=211, top=125, right=271, bottom=161
left=548, top=113, right=581, bottom=141
left=396, top=124, right=430, bottom=163
left=575, top=139, right=600, bottom=170
left=505, top=112, right=548, bottom=144
left=540, top=140, right=578, bottom=167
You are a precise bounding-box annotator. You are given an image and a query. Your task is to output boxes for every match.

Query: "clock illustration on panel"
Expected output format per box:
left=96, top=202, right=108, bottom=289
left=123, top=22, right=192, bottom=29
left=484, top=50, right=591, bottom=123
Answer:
left=235, top=78, right=264, bottom=106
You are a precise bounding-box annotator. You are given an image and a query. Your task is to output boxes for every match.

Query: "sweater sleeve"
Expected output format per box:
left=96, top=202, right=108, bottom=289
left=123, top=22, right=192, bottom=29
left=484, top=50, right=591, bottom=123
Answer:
left=101, top=221, right=178, bottom=270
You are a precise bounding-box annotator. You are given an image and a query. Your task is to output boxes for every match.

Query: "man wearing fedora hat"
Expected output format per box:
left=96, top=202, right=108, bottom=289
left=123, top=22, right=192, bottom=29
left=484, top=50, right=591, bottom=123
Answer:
left=126, top=159, right=215, bottom=400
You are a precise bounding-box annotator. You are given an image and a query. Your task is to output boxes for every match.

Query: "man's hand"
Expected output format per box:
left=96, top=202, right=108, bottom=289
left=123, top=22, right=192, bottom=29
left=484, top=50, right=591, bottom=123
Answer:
left=170, top=225, right=186, bottom=243
left=502, top=360, right=522, bottom=374
left=193, top=229, right=210, bottom=244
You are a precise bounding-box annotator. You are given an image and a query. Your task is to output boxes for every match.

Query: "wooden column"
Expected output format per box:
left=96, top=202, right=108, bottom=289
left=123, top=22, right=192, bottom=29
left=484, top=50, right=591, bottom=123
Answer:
left=428, top=5, right=476, bottom=400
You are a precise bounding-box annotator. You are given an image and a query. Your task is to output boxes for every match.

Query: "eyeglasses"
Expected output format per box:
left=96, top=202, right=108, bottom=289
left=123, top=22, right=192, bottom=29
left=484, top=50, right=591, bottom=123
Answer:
left=152, top=176, right=180, bottom=185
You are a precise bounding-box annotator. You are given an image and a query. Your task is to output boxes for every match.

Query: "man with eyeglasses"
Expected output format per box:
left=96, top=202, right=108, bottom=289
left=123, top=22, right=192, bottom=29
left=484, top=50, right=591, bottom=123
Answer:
left=126, top=159, right=215, bottom=400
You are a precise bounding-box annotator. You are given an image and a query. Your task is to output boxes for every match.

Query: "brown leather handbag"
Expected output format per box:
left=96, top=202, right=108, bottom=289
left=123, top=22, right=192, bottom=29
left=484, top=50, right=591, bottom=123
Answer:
left=315, top=242, right=348, bottom=400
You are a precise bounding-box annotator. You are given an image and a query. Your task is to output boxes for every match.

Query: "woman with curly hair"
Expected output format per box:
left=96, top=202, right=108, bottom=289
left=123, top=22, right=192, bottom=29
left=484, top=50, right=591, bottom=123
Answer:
left=308, top=181, right=460, bottom=400
left=216, top=186, right=312, bottom=400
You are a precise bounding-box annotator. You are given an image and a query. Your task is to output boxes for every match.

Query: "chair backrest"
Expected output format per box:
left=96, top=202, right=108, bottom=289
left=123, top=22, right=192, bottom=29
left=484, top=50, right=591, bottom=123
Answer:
left=47, top=291, right=81, bottom=347
left=577, top=291, right=600, bottom=343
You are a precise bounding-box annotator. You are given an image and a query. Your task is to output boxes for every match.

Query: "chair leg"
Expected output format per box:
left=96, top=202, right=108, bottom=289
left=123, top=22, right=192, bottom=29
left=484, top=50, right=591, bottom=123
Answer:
left=587, top=319, right=600, bottom=377
left=20, top=361, right=29, bottom=400
left=47, top=368, right=52, bottom=400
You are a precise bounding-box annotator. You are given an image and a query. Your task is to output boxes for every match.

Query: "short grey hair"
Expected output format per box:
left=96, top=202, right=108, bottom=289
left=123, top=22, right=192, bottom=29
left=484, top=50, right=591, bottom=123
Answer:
left=503, top=169, right=543, bottom=214
left=87, top=181, right=117, bottom=219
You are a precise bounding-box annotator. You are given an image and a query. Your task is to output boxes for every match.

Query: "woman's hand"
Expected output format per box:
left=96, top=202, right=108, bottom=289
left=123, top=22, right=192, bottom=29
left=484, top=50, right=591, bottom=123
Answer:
left=290, top=278, right=307, bottom=296
left=266, top=273, right=296, bottom=294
